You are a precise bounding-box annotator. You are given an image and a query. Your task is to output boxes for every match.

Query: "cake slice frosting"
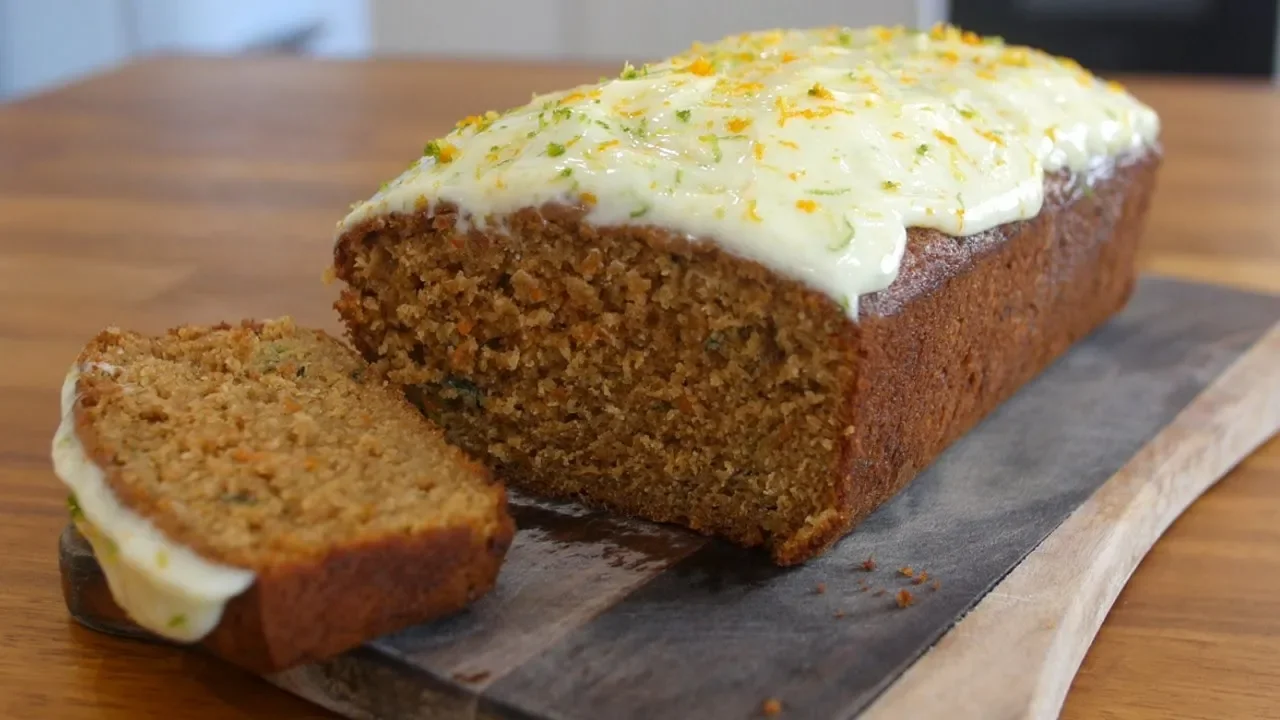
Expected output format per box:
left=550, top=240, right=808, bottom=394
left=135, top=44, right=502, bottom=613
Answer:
left=55, top=362, right=255, bottom=642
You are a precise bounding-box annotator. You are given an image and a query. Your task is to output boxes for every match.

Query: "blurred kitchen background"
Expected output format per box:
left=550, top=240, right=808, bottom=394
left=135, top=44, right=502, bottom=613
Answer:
left=1, top=0, right=1276, bottom=102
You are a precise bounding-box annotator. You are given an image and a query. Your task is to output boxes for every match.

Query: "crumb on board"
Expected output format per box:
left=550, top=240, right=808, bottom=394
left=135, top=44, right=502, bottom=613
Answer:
left=912, top=571, right=929, bottom=585
left=896, top=589, right=914, bottom=608
left=833, top=609, right=846, bottom=619
left=860, top=556, right=877, bottom=572
left=762, top=698, right=783, bottom=716
left=899, top=566, right=914, bottom=578
left=931, top=579, right=942, bottom=591
left=815, top=582, right=827, bottom=595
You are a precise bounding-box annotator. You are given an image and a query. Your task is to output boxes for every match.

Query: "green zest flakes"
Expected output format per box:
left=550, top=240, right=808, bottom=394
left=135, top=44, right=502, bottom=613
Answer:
left=829, top=217, right=856, bottom=250
left=67, top=492, right=83, bottom=520
left=698, top=134, right=724, bottom=163
left=423, top=140, right=456, bottom=163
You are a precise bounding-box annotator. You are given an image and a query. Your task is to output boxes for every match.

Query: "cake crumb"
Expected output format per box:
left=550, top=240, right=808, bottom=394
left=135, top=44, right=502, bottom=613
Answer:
left=896, top=589, right=914, bottom=608
left=931, top=579, right=942, bottom=591
left=833, top=609, right=846, bottom=619
left=452, top=670, right=491, bottom=683
left=860, top=555, right=877, bottom=572
left=912, top=571, right=929, bottom=585
left=762, top=698, right=783, bottom=716
left=814, top=582, right=826, bottom=595
left=899, top=566, right=914, bottom=578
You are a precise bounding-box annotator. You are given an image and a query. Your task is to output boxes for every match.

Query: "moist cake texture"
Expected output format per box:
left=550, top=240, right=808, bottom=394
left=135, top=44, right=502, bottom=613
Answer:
left=53, top=318, right=514, bottom=671
left=330, top=24, right=1162, bottom=564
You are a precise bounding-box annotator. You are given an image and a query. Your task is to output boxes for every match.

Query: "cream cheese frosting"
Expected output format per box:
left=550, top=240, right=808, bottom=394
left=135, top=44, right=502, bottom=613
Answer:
left=338, top=24, right=1160, bottom=315
left=52, top=364, right=254, bottom=643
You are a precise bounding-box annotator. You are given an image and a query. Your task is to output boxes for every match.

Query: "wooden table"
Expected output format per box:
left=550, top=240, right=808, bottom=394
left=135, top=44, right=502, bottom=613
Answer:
left=0, top=57, right=1277, bottom=719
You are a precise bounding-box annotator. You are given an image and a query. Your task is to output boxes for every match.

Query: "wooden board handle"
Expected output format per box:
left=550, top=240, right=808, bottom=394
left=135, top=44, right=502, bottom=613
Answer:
left=865, top=323, right=1280, bottom=720
left=55, top=315, right=1280, bottom=720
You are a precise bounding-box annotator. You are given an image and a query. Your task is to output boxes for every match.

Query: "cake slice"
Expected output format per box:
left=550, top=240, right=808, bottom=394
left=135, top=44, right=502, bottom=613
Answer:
left=52, top=318, right=514, bottom=673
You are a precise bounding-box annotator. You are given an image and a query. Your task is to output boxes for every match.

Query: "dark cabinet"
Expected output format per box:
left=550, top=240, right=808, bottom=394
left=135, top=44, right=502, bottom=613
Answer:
left=950, top=0, right=1278, bottom=77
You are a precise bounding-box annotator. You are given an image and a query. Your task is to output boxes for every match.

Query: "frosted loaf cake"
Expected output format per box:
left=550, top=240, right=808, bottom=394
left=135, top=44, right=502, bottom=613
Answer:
left=331, top=25, right=1162, bottom=564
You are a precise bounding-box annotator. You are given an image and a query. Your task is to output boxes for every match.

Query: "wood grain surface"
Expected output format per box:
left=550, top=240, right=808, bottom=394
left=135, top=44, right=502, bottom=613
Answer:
left=866, top=319, right=1280, bottom=720
left=1, top=57, right=1278, bottom=719
left=55, top=277, right=1280, bottom=720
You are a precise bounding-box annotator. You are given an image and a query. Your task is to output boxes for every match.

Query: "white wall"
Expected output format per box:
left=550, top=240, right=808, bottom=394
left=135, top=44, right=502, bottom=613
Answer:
left=0, top=0, right=370, bottom=101
left=127, top=0, right=327, bottom=53
left=309, top=0, right=372, bottom=58
left=0, top=0, right=131, bottom=99
left=573, top=1, right=927, bottom=61
left=370, top=0, right=569, bottom=60
left=0, top=1, right=961, bottom=101
left=371, top=0, right=947, bottom=62
left=126, top=0, right=368, bottom=55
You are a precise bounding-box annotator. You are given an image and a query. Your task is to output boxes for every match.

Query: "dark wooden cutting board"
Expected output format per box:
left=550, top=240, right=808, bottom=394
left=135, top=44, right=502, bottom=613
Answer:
left=61, top=275, right=1280, bottom=720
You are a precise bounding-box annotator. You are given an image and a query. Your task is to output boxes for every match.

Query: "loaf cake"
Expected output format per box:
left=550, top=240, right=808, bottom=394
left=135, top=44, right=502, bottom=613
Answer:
left=330, top=24, right=1162, bottom=565
left=51, top=318, right=514, bottom=672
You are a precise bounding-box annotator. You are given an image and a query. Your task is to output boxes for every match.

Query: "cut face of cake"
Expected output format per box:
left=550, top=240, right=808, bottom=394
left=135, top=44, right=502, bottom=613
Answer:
left=330, top=24, right=1162, bottom=564
left=52, top=318, right=514, bottom=672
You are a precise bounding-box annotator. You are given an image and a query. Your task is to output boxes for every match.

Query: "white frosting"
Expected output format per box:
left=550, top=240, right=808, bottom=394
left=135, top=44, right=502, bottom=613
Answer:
left=338, top=25, right=1159, bottom=315
left=52, top=364, right=255, bottom=643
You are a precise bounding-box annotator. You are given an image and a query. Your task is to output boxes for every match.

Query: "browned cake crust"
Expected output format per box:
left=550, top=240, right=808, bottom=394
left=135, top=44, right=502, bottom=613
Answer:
left=332, top=150, right=1160, bottom=565
left=199, top=522, right=508, bottom=673
left=67, top=320, right=515, bottom=672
